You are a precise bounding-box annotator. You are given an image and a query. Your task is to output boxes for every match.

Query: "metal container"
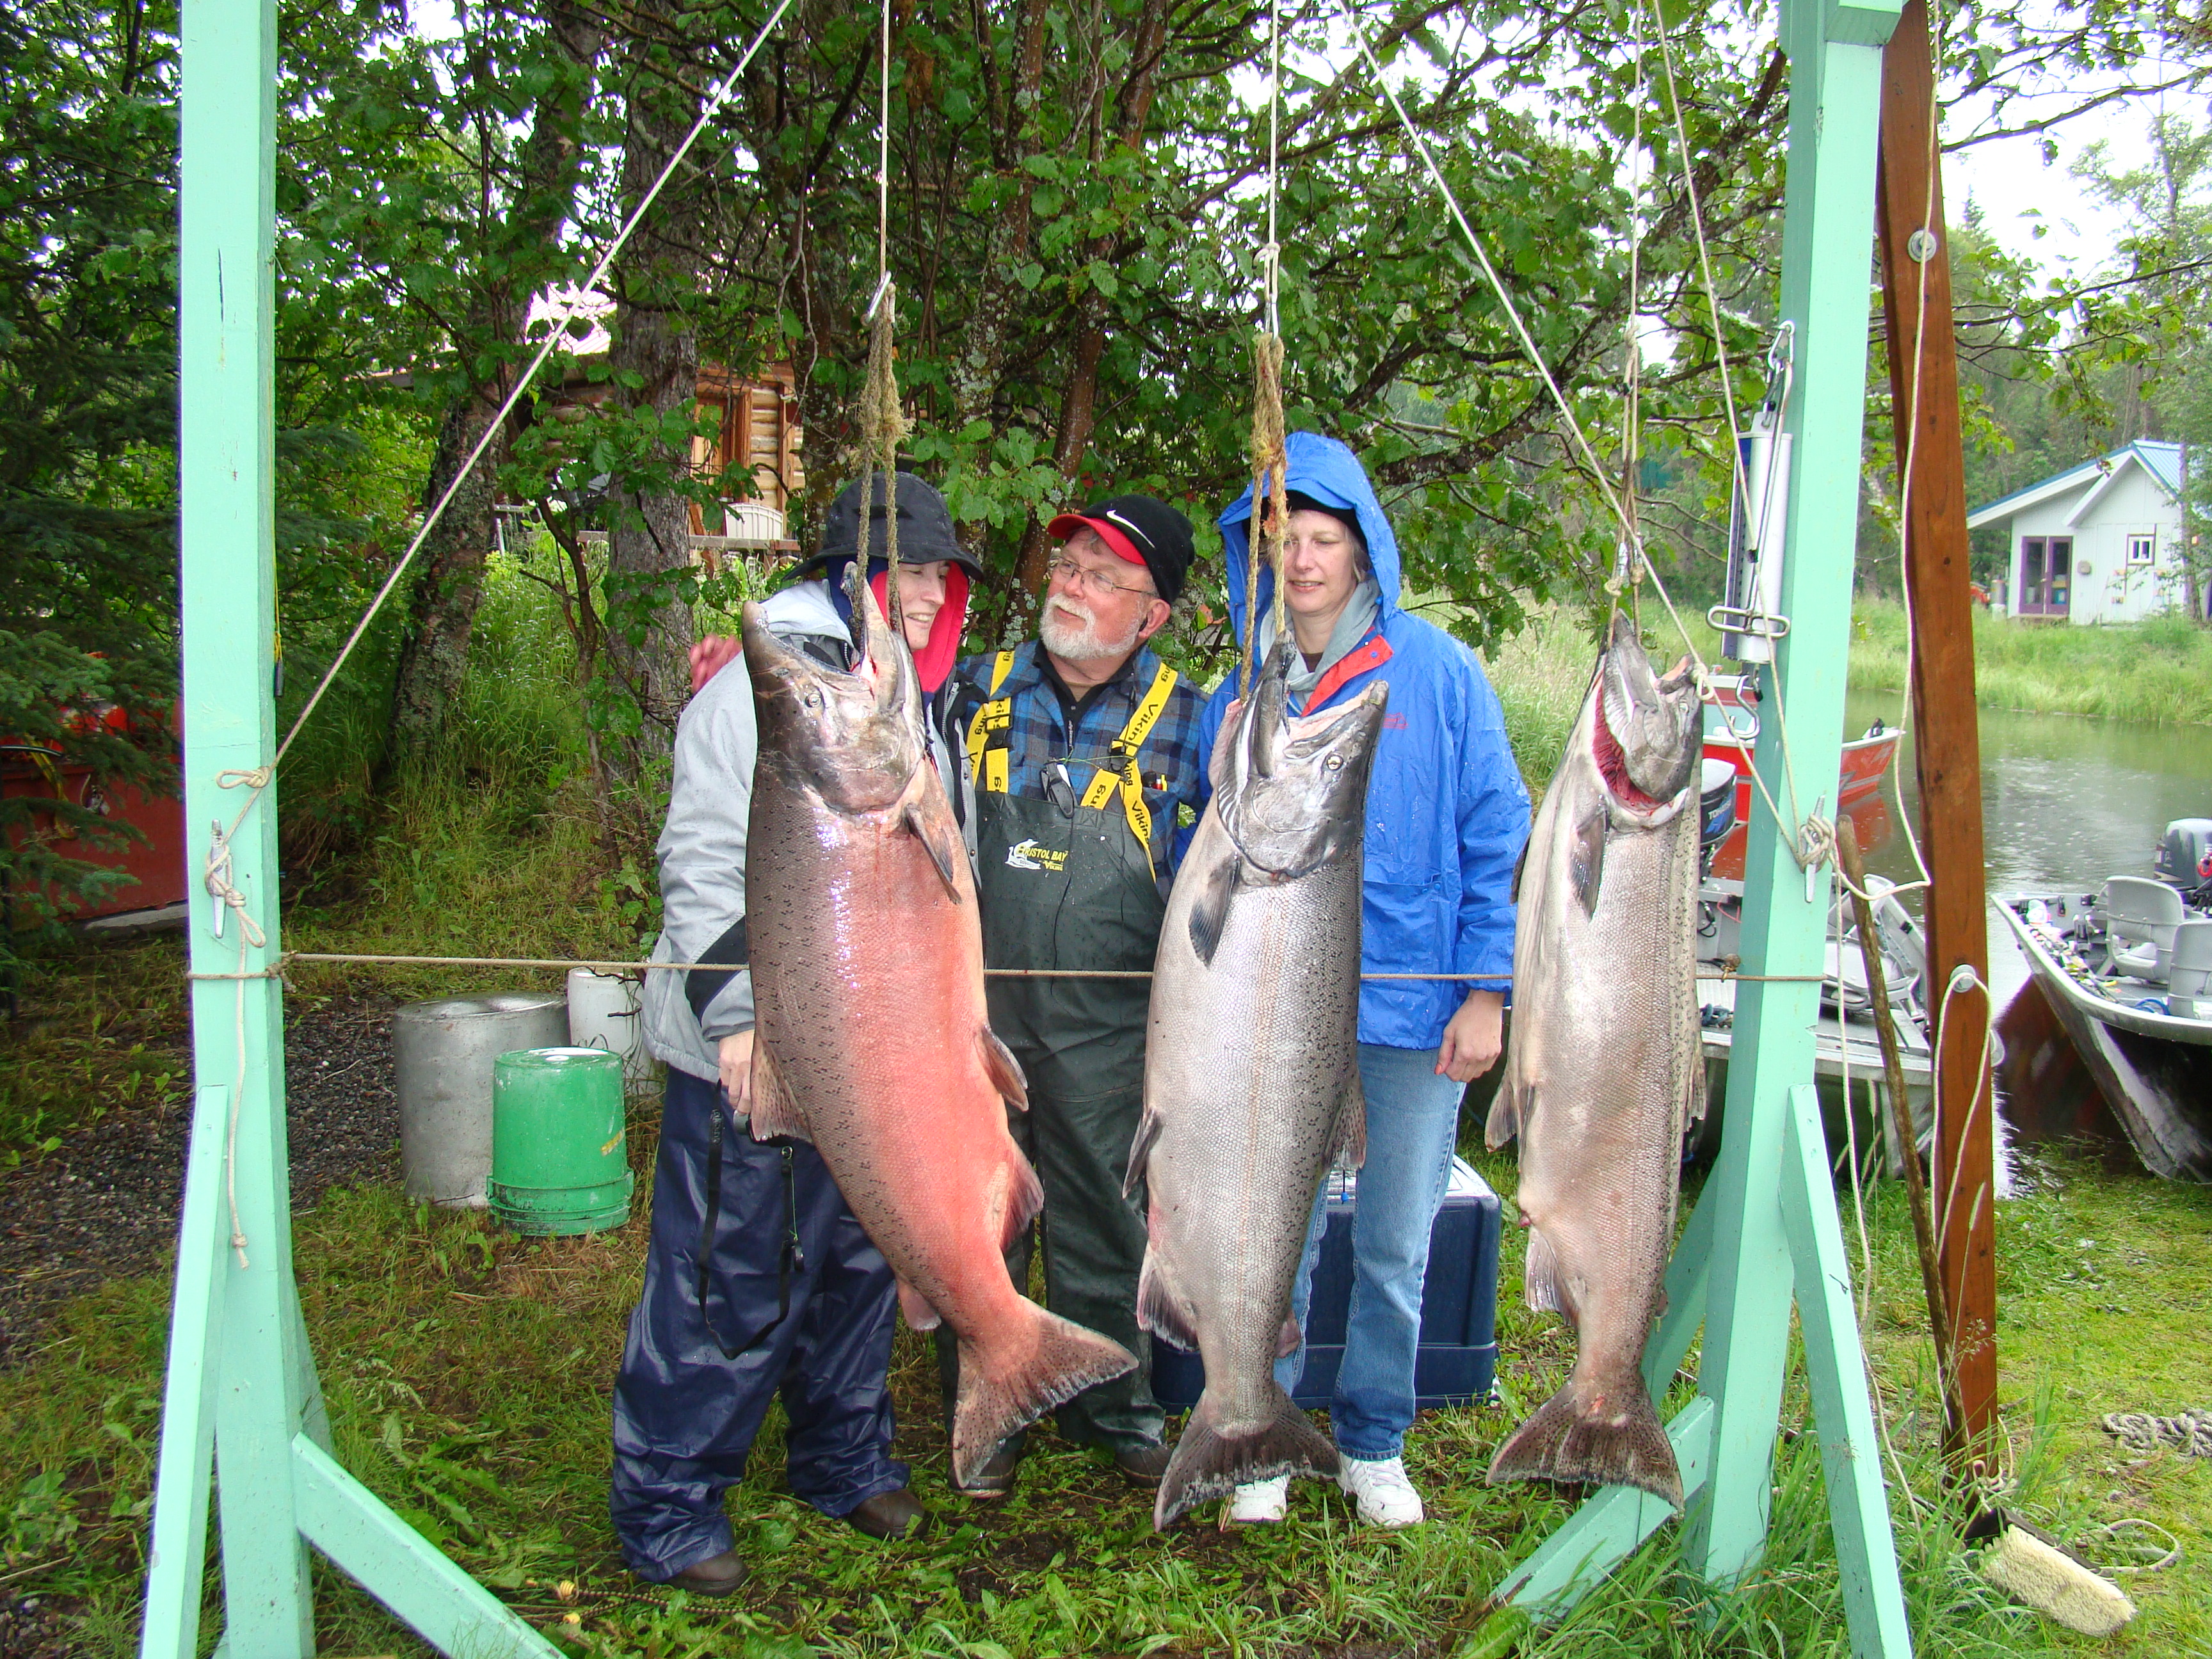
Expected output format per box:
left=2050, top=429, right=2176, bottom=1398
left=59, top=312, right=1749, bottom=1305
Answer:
left=487, top=1047, right=633, bottom=1236
left=391, top=992, right=568, bottom=1207
left=566, top=968, right=650, bottom=1085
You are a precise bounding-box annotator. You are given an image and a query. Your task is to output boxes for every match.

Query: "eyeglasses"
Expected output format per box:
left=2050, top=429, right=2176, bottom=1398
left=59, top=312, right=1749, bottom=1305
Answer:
left=1044, top=556, right=1157, bottom=602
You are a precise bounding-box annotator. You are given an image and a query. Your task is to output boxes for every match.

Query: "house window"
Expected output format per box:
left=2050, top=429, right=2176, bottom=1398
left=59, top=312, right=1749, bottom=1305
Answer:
left=2128, top=532, right=2155, bottom=566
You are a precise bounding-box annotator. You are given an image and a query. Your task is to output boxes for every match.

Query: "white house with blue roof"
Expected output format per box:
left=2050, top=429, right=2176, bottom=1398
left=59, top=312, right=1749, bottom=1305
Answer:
left=1967, top=439, right=2191, bottom=623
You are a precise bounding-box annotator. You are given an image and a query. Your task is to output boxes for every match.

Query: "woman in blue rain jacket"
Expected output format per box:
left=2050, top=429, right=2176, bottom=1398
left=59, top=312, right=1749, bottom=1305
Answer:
left=1193, top=431, right=1530, bottom=1528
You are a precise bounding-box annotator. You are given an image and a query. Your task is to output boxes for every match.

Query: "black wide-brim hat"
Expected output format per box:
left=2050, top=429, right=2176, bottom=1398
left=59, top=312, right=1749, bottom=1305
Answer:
left=806, top=471, right=983, bottom=577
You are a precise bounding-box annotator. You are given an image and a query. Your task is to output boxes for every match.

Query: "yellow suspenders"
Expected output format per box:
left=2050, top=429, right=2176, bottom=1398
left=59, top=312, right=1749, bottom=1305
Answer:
left=1081, top=661, right=1178, bottom=878
left=966, top=652, right=1180, bottom=878
left=964, top=649, right=1018, bottom=796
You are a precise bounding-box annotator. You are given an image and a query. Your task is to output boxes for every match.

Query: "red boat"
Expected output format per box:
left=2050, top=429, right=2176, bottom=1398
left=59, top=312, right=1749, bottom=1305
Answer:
left=3, top=700, right=187, bottom=922
left=1700, top=673, right=1901, bottom=830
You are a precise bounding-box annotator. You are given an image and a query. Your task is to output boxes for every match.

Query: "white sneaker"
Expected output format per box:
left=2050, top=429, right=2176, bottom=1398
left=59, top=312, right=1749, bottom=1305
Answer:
left=1227, top=1475, right=1289, bottom=1524
left=1337, top=1455, right=1423, bottom=1527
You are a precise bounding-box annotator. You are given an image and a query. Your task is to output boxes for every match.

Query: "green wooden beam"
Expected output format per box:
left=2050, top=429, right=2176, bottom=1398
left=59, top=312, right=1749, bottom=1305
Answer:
left=1687, top=0, right=1903, bottom=1594
left=140, top=1088, right=231, bottom=1659
left=148, top=4, right=563, bottom=1655
left=1781, top=1086, right=1914, bottom=1655
left=173, top=0, right=315, bottom=1649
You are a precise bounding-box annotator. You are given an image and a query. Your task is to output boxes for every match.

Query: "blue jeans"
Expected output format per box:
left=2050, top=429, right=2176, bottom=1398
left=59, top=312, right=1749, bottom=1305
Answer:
left=1274, top=1042, right=1462, bottom=1462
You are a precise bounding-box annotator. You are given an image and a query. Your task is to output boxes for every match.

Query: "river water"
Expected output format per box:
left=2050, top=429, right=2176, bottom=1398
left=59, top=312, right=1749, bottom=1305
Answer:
left=1839, top=688, right=2212, bottom=1006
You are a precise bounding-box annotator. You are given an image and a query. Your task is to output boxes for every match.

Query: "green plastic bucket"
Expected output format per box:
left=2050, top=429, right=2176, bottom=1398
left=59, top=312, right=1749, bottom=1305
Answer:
left=487, top=1047, right=634, bottom=1235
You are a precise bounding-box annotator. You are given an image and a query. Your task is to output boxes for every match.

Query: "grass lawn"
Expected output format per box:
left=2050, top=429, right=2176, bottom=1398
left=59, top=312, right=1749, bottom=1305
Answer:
left=5, top=1072, right=2208, bottom=1657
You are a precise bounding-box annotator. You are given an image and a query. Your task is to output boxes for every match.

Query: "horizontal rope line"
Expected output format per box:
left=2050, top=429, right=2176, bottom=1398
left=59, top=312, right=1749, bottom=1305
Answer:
left=184, top=950, right=1827, bottom=985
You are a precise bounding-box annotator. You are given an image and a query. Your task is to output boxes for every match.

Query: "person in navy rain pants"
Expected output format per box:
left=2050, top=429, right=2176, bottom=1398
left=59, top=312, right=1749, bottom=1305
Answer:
left=613, top=474, right=979, bottom=1593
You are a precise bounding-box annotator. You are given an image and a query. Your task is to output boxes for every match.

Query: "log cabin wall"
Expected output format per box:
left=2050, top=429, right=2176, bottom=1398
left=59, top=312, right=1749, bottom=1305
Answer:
left=691, top=362, right=805, bottom=535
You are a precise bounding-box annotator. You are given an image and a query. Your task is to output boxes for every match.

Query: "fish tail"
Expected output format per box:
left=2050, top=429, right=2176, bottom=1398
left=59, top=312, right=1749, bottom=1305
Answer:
left=951, top=1304, right=1135, bottom=1489
left=1152, top=1385, right=1338, bottom=1530
left=1486, top=1372, right=1682, bottom=1508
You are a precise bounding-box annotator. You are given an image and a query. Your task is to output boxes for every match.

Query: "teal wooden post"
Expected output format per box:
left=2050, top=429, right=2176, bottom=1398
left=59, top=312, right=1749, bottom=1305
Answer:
left=142, top=3, right=561, bottom=1655
left=1460, top=1, right=1914, bottom=1652
left=1685, top=0, right=1902, bottom=1589
left=172, top=0, right=317, bottom=1647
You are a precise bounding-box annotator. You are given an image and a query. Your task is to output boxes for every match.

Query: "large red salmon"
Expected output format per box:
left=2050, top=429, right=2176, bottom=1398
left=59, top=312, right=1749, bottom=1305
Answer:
left=741, top=569, right=1134, bottom=1486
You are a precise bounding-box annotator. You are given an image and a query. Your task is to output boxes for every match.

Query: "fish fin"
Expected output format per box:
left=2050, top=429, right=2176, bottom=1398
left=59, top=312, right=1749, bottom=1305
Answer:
left=1185, top=854, right=1240, bottom=966
left=952, top=1305, right=1135, bottom=1489
left=1571, top=804, right=1608, bottom=917
left=997, top=1146, right=1044, bottom=1255
left=1135, top=1248, right=1200, bottom=1352
left=1123, top=1108, right=1164, bottom=1198
left=1683, top=1038, right=1708, bottom=1126
left=1277, top=1316, right=1303, bottom=1360
left=745, top=1041, right=813, bottom=1145
left=895, top=1278, right=940, bottom=1332
left=979, top=1026, right=1029, bottom=1110
left=1486, top=1370, right=1682, bottom=1509
left=1153, top=1386, right=1339, bottom=1530
left=1485, top=1075, right=1528, bottom=1150
left=905, top=803, right=963, bottom=902
left=1329, top=1073, right=1368, bottom=1171
left=1522, top=1225, right=1575, bottom=1322
left=1510, top=837, right=1528, bottom=904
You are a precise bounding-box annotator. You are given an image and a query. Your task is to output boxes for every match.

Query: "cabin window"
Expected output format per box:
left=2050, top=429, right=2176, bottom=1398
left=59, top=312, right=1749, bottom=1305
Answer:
left=2020, top=536, right=2044, bottom=605
left=2128, top=532, right=2156, bottom=566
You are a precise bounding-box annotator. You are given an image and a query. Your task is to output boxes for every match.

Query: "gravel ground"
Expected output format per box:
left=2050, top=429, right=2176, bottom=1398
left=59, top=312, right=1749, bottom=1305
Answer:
left=0, top=997, right=403, bottom=1366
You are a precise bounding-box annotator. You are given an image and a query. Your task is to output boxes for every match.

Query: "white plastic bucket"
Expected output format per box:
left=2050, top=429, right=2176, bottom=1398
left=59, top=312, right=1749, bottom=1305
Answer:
left=566, top=968, right=650, bottom=1085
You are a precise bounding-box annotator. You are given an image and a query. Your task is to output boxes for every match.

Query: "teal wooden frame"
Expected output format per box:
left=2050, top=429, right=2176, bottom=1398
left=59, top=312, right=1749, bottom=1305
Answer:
left=1466, top=0, right=1916, bottom=1651
left=142, top=0, right=1909, bottom=1652
left=140, top=1, right=560, bottom=1653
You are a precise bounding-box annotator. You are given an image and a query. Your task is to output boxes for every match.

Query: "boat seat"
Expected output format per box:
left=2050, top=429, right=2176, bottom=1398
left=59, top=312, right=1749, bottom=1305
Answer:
left=2170, top=919, right=2212, bottom=1019
left=2103, top=876, right=2186, bottom=984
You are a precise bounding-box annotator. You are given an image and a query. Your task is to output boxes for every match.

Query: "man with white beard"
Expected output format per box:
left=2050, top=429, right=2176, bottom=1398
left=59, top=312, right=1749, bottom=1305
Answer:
left=938, top=495, right=1206, bottom=1498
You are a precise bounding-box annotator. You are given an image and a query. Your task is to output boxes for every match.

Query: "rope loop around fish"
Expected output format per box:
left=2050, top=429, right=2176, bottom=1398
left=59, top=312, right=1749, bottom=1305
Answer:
left=855, top=282, right=912, bottom=641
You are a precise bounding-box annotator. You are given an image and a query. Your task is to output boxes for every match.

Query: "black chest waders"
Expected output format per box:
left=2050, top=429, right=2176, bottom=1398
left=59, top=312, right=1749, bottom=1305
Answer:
left=942, top=650, right=1178, bottom=1454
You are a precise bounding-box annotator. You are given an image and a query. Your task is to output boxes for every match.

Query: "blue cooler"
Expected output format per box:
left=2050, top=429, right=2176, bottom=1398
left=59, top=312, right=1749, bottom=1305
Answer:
left=1150, top=1156, right=1502, bottom=1411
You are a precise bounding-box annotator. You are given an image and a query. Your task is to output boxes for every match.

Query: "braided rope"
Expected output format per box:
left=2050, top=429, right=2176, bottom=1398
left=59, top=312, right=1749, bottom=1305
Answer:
left=1244, top=331, right=1290, bottom=699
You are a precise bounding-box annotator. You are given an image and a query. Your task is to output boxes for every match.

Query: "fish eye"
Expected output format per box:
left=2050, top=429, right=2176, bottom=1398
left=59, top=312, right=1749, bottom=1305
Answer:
left=1325, top=754, right=1344, bottom=770
left=801, top=691, right=822, bottom=712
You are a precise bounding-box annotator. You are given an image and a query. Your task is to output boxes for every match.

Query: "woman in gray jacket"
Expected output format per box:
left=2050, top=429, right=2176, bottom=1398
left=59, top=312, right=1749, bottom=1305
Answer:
left=612, top=474, right=979, bottom=1593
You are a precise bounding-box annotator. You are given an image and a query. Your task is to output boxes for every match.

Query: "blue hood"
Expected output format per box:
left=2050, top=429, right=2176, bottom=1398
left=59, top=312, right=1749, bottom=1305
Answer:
left=1218, top=431, right=1402, bottom=645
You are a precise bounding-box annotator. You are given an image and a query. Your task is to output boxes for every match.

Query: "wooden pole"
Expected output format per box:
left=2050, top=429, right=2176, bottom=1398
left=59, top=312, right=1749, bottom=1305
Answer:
left=1837, top=817, right=1966, bottom=1445
left=1873, top=0, right=1999, bottom=1463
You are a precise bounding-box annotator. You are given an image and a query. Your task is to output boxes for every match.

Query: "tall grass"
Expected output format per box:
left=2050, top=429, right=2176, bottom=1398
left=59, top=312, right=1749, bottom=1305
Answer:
left=1481, top=612, right=1598, bottom=797
left=284, top=552, right=652, bottom=1007
left=1848, top=599, right=2212, bottom=725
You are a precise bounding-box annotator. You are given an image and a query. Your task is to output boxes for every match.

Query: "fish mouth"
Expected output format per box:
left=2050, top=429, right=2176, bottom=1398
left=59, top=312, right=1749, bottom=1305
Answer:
left=1224, top=644, right=1386, bottom=876
left=1595, top=614, right=1697, bottom=815
left=741, top=566, right=922, bottom=811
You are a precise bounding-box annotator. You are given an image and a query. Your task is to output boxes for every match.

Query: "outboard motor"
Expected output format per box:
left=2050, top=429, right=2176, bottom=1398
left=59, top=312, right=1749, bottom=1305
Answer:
left=1698, top=758, right=1738, bottom=875
left=2154, top=818, right=2212, bottom=906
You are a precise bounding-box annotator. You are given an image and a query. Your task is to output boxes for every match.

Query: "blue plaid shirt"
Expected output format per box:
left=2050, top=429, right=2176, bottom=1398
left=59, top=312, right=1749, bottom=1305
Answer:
left=950, top=640, right=1209, bottom=878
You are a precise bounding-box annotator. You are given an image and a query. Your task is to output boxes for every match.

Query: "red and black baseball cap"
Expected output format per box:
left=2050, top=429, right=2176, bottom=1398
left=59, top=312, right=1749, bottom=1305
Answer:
left=1045, top=494, right=1194, bottom=604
